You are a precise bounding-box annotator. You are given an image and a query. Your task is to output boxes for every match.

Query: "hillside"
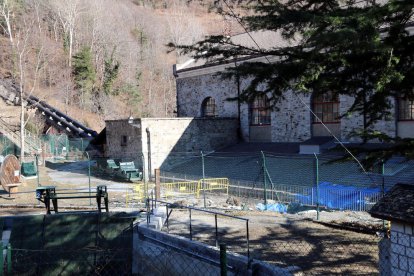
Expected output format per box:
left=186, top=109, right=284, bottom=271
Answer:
left=0, top=0, right=242, bottom=133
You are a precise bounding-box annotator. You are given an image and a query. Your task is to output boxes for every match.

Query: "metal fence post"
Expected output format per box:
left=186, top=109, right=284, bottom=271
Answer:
left=142, top=153, right=147, bottom=205
left=215, top=214, right=218, bottom=248
left=220, top=243, right=227, bottom=276
left=35, top=154, right=40, bottom=187
left=381, top=161, right=386, bottom=230
left=0, top=242, right=3, bottom=276
left=86, top=151, right=91, bottom=206
left=189, top=208, right=193, bottom=240
left=7, top=244, right=11, bottom=274
left=246, top=219, right=250, bottom=264
left=314, top=153, right=320, bottom=221
left=261, top=151, right=267, bottom=210
left=201, top=151, right=206, bottom=208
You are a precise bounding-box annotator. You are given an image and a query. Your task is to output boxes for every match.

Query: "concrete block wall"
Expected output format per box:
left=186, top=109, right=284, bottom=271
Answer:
left=390, top=222, right=414, bottom=275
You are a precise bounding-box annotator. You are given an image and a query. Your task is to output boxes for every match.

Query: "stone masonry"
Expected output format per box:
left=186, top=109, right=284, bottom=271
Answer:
left=390, top=222, right=414, bottom=275
left=105, top=117, right=238, bottom=178
left=176, top=63, right=400, bottom=142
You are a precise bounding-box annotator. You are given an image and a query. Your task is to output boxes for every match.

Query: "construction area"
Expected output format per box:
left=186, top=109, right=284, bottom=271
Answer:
left=0, top=149, right=391, bottom=275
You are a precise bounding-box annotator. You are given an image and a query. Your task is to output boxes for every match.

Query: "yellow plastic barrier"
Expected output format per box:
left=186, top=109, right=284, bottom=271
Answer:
left=125, top=183, right=151, bottom=207
left=198, top=178, right=229, bottom=195
left=161, top=181, right=200, bottom=199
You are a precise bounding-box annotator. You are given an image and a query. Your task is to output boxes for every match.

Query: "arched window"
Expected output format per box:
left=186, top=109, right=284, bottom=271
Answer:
left=312, top=92, right=340, bottom=123
left=250, top=95, right=271, bottom=125
left=201, top=97, right=216, bottom=117
left=398, top=98, right=414, bottom=121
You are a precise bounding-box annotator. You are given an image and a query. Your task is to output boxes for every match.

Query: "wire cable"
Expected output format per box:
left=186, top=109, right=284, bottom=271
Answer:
left=221, top=0, right=379, bottom=178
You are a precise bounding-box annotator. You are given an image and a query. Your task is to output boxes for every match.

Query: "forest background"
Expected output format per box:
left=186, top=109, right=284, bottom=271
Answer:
left=0, top=0, right=242, bottom=132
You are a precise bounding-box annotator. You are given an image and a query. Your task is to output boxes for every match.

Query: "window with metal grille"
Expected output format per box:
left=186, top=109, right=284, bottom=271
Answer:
left=201, top=97, right=216, bottom=117
left=250, top=95, right=271, bottom=125
left=398, top=99, right=414, bottom=121
left=312, top=92, right=340, bottom=123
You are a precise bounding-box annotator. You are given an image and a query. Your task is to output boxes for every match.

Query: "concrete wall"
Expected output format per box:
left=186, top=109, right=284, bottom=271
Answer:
left=133, top=224, right=297, bottom=276
left=106, top=118, right=239, bottom=178
left=398, top=122, right=414, bottom=138
left=389, top=222, right=414, bottom=275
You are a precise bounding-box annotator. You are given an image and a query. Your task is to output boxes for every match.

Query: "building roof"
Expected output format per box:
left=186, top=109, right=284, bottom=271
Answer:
left=369, top=183, right=414, bottom=224
left=175, top=30, right=294, bottom=72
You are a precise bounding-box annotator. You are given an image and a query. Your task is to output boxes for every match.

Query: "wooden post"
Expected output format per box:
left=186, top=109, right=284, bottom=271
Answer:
left=155, top=169, right=160, bottom=200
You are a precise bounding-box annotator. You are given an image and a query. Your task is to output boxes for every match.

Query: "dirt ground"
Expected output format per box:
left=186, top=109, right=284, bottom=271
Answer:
left=0, top=160, right=384, bottom=275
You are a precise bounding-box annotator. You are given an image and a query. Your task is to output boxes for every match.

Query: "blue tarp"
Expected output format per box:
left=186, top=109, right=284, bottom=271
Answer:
left=296, top=182, right=382, bottom=211
left=256, top=203, right=288, bottom=213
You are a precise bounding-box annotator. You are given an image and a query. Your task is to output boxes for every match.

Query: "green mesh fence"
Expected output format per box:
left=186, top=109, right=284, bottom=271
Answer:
left=158, top=151, right=414, bottom=212
left=0, top=135, right=17, bottom=156
left=42, top=134, right=91, bottom=157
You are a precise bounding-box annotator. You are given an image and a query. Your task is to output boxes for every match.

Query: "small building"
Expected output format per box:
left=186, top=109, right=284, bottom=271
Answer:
left=369, top=184, right=414, bottom=275
left=105, top=117, right=238, bottom=178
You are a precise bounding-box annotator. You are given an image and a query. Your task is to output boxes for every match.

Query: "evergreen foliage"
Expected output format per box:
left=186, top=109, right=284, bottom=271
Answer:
left=176, top=0, right=414, bottom=164
left=103, top=47, right=120, bottom=95
left=72, top=46, right=96, bottom=96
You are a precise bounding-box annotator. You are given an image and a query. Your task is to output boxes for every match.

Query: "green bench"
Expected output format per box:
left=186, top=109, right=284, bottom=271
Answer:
left=21, top=161, right=37, bottom=177
left=36, top=185, right=109, bottom=214
left=107, top=159, right=119, bottom=170
left=118, top=161, right=142, bottom=182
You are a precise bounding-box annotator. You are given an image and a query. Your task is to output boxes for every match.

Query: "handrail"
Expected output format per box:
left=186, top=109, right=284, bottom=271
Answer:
left=147, top=197, right=250, bottom=261
left=0, top=117, right=41, bottom=153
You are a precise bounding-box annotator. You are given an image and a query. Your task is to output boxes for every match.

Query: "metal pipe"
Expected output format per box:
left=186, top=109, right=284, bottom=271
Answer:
left=215, top=214, right=218, bottom=248
left=201, top=151, right=206, bottom=208
left=150, top=199, right=248, bottom=221
left=261, top=151, right=267, bottom=210
left=189, top=208, right=193, bottom=240
left=166, top=204, right=169, bottom=233
left=85, top=151, right=91, bottom=206
left=35, top=154, right=40, bottom=187
left=146, top=128, right=151, bottom=180
left=246, top=220, right=250, bottom=263
left=314, top=153, right=320, bottom=221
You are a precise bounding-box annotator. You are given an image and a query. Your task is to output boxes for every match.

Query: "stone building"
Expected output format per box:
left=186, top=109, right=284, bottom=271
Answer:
left=370, top=184, right=414, bottom=275
left=174, top=31, right=414, bottom=143
left=105, top=117, right=238, bottom=178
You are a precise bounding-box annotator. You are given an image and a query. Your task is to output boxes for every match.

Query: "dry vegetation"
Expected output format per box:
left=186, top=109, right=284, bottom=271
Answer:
left=0, top=0, right=243, bottom=132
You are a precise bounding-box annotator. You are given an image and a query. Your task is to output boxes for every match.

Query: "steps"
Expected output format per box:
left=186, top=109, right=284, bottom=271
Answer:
left=0, top=117, right=41, bottom=154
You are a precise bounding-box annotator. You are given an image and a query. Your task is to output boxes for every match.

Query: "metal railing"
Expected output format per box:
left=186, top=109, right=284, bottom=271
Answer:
left=146, top=197, right=251, bottom=261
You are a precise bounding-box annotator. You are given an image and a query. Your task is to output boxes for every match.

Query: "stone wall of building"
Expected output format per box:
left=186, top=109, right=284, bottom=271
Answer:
left=105, top=119, right=142, bottom=161
left=105, top=118, right=239, bottom=178
left=176, top=73, right=239, bottom=118
left=176, top=68, right=399, bottom=143
left=389, top=222, right=414, bottom=275
left=271, top=91, right=312, bottom=142
left=341, top=96, right=396, bottom=142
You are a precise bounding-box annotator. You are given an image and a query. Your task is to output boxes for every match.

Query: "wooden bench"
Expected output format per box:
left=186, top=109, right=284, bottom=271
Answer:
left=118, top=161, right=142, bottom=182
left=36, top=185, right=109, bottom=214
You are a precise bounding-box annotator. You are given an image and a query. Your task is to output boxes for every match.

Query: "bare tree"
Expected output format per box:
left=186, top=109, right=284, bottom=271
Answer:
left=0, top=0, right=17, bottom=45
left=166, top=0, right=206, bottom=61
left=48, top=0, right=83, bottom=67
